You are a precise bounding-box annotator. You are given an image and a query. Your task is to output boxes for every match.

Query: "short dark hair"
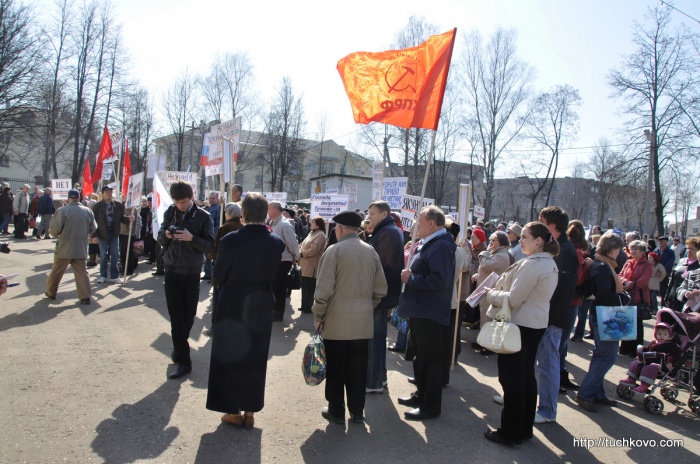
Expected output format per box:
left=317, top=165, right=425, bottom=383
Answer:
left=242, top=193, right=268, bottom=223
left=170, top=181, right=193, bottom=200
left=312, top=216, right=326, bottom=230
left=232, top=184, right=243, bottom=194
left=368, top=201, right=391, bottom=215
left=539, top=206, right=569, bottom=234
left=567, top=220, right=589, bottom=250
left=421, top=205, right=445, bottom=227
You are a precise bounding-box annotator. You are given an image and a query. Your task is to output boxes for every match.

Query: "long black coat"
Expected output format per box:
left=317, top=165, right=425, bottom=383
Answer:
left=206, top=224, right=284, bottom=414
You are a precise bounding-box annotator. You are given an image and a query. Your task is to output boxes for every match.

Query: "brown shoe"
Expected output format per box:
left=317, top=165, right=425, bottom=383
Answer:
left=221, top=413, right=244, bottom=427
left=244, top=413, right=254, bottom=429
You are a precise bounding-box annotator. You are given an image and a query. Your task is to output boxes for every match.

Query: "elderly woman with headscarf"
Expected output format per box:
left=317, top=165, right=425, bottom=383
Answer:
left=472, top=230, right=513, bottom=355
left=618, top=239, right=653, bottom=356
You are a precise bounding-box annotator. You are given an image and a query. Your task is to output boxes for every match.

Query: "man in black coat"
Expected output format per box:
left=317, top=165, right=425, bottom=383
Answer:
left=365, top=201, right=404, bottom=393
left=535, top=206, right=579, bottom=424
left=158, top=181, right=215, bottom=379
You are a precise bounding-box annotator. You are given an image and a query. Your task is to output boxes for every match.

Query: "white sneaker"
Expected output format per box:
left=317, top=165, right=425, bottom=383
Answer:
left=110, top=277, right=123, bottom=284
left=493, top=395, right=504, bottom=404
left=97, top=277, right=106, bottom=284
left=534, top=412, right=555, bottom=424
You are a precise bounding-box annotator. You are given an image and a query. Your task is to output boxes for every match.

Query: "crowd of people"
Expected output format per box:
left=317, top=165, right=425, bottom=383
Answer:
left=2, top=178, right=700, bottom=444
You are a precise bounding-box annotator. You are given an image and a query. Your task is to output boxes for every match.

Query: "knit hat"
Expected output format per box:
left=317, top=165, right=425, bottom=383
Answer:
left=654, top=322, right=673, bottom=336
left=648, top=252, right=660, bottom=263
left=472, top=227, right=487, bottom=244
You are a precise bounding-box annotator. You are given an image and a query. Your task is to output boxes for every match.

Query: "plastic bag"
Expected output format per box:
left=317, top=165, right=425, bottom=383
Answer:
left=302, top=328, right=326, bottom=386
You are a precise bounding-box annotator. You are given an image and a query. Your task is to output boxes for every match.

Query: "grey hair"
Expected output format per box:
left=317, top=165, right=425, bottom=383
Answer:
left=225, top=202, right=242, bottom=218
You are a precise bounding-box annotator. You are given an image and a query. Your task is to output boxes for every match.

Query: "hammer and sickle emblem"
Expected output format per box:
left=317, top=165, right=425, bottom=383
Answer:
left=385, top=63, right=416, bottom=93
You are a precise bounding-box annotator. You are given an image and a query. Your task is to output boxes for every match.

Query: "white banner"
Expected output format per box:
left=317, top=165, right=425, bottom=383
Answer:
left=343, top=183, right=358, bottom=202
left=473, top=204, right=485, bottom=219
left=456, top=184, right=472, bottom=243
left=51, top=179, right=71, bottom=200
left=152, top=172, right=173, bottom=239
left=158, top=171, right=199, bottom=200
left=311, top=194, right=349, bottom=222
left=125, top=172, right=144, bottom=208
left=372, top=161, right=384, bottom=201
left=264, top=192, right=288, bottom=205
left=203, top=117, right=241, bottom=178
left=147, top=154, right=167, bottom=179
left=382, top=177, right=408, bottom=210
left=400, top=194, right=434, bottom=230
left=325, top=188, right=339, bottom=194
left=102, top=162, right=114, bottom=181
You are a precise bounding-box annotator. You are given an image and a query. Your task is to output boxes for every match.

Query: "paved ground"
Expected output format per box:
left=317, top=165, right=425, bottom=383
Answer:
left=1, top=236, right=699, bottom=463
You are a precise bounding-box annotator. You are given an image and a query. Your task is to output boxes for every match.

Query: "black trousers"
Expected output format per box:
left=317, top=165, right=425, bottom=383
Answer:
left=409, top=317, right=447, bottom=416
left=145, top=233, right=156, bottom=262
left=14, top=213, right=27, bottom=238
left=497, top=325, right=545, bottom=443
left=301, top=276, right=316, bottom=312
left=659, top=276, right=670, bottom=302
left=325, top=338, right=368, bottom=418
left=444, top=307, right=462, bottom=384
left=272, top=261, right=293, bottom=319
left=119, top=235, right=137, bottom=275
left=164, top=272, right=201, bottom=365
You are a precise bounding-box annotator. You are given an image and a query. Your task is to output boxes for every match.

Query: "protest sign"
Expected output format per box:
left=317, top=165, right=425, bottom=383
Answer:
left=264, top=192, right=288, bottom=204
left=382, top=177, right=408, bottom=209
left=399, top=194, right=434, bottom=230
left=51, top=179, right=71, bottom=200
left=311, top=194, right=349, bottom=222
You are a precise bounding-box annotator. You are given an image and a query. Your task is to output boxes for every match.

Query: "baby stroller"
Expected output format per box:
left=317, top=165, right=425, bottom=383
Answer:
left=616, top=308, right=700, bottom=415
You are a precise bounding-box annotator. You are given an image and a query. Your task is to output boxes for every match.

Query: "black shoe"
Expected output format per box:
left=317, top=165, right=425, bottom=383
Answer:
left=404, top=408, right=438, bottom=421
left=397, top=395, right=421, bottom=407
left=349, top=413, right=364, bottom=424
left=570, top=335, right=583, bottom=342
left=479, top=348, right=494, bottom=356
left=388, top=344, right=405, bottom=352
left=560, top=371, right=579, bottom=390
left=559, top=387, right=567, bottom=394
left=152, top=271, right=164, bottom=276
left=168, top=364, right=192, bottom=379
left=407, top=377, right=417, bottom=385
left=321, top=407, right=345, bottom=424
left=593, top=397, right=617, bottom=407
left=44, top=292, right=56, bottom=300
left=80, top=298, right=91, bottom=305
left=484, top=429, right=520, bottom=446
left=583, top=333, right=594, bottom=339
left=471, top=342, right=483, bottom=350
left=575, top=395, right=599, bottom=412
left=86, top=262, right=97, bottom=267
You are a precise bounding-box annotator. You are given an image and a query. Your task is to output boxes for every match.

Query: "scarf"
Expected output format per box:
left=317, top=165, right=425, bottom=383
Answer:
left=595, top=252, right=623, bottom=294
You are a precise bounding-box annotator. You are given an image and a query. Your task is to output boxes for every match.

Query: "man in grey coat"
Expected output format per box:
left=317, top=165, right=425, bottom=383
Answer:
left=45, top=189, right=97, bottom=304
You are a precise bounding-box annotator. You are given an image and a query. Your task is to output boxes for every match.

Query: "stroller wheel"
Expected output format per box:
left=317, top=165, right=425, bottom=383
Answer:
left=660, top=387, right=678, bottom=401
left=690, top=397, right=700, bottom=416
left=617, top=384, right=634, bottom=399
left=643, top=396, right=664, bottom=415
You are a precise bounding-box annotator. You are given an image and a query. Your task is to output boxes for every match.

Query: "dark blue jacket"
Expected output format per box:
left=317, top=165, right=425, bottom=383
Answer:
left=38, top=195, right=55, bottom=215
left=658, top=247, right=675, bottom=275
left=368, top=215, right=404, bottom=310
left=398, top=231, right=456, bottom=326
left=549, top=233, right=578, bottom=328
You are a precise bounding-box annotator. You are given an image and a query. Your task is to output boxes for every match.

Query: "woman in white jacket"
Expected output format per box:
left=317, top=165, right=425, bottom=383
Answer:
left=482, top=222, right=560, bottom=446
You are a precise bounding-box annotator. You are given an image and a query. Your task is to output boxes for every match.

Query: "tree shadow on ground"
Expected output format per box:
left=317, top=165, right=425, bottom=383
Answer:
left=91, top=380, right=181, bottom=464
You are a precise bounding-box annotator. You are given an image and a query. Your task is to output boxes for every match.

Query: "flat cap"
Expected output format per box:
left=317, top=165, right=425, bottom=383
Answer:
left=333, top=210, right=362, bottom=228
left=508, top=222, right=522, bottom=237
left=68, top=189, right=80, bottom=199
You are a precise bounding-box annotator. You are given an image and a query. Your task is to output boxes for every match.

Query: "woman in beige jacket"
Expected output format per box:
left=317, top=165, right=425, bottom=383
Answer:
left=299, top=216, right=327, bottom=313
left=472, top=230, right=512, bottom=352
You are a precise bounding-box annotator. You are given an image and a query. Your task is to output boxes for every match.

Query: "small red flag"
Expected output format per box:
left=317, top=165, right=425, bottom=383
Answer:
left=82, top=158, right=93, bottom=196
left=122, top=139, right=131, bottom=196
left=337, top=28, right=456, bottom=130
left=91, top=126, right=114, bottom=183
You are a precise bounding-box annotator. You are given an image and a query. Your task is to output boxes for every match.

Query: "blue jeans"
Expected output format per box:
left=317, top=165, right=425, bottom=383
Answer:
left=559, top=305, right=579, bottom=372
left=573, top=299, right=592, bottom=339
left=577, top=310, right=620, bottom=401
left=98, top=235, right=120, bottom=279
left=203, top=256, right=212, bottom=278
left=536, top=325, right=562, bottom=420
left=366, top=307, right=389, bottom=389
left=395, top=330, right=407, bottom=350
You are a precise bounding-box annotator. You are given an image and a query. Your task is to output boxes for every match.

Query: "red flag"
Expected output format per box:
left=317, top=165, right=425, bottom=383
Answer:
left=122, top=139, right=131, bottom=196
left=91, top=126, right=114, bottom=183
left=82, top=158, right=93, bottom=195
left=337, top=28, right=456, bottom=130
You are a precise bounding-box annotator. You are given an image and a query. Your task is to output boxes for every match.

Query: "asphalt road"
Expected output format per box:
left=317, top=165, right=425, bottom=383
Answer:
left=1, top=237, right=699, bottom=463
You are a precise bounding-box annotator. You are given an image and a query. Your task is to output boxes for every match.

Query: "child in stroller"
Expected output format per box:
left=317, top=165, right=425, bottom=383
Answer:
left=620, top=322, right=681, bottom=394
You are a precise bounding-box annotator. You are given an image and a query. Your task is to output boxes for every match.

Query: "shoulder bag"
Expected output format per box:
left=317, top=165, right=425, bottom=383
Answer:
left=477, top=295, right=521, bottom=354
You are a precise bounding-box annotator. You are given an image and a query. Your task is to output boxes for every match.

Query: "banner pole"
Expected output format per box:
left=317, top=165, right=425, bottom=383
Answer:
left=402, top=129, right=437, bottom=292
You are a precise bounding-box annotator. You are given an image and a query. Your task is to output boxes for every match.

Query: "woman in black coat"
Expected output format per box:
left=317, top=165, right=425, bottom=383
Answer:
left=206, top=193, right=285, bottom=428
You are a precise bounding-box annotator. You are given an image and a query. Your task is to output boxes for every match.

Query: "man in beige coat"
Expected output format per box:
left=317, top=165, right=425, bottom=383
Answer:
left=45, top=189, right=97, bottom=304
left=312, top=211, right=387, bottom=425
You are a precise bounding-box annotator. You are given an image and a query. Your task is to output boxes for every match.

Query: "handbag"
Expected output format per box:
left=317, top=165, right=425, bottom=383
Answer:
left=389, top=307, right=408, bottom=334
left=637, top=303, right=652, bottom=321
left=595, top=297, right=637, bottom=341
left=288, top=264, right=301, bottom=290
left=476, top=296, right=521, bottom=354
left=301, top=328, right=327, bottom=386
left=461, top=300, right=480, bottom=324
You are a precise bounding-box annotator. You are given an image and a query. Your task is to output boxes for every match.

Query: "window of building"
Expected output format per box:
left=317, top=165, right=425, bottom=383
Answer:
left=255, top=175, right=262, bottom=188
left=0, top=156, right=9, bottom=167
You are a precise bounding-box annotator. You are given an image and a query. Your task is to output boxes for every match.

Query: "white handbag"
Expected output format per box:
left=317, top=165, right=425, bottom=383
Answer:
left=477, top=295, right=521, bottom=354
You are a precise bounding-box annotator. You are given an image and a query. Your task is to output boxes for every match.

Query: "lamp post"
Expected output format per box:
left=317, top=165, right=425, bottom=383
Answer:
left=643, top=129, right=655, bottom=236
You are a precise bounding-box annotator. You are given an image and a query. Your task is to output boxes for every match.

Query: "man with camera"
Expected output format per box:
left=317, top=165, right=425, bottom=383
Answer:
left=158, top=181, right=215, bottom=379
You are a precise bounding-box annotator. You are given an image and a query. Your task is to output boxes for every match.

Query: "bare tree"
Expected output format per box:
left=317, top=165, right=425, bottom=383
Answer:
left=263, top=76, right=305, bottom=191
left=608, top=5, right=698, bottom=233
left=161, top=69, right=198, bottom=171
left=428, top=80, right=460, bottom=205
left=525, top=85, right=581, bottom=206
left=119, top=86, right=155, bottom=175
left=586, top=138, right=633, bottom=226
left=200, top=52, right=255, bottom=122
left=459, top=27, right=534, bottom=218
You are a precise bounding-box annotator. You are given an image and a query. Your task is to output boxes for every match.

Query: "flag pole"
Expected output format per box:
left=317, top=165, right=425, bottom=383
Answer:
left=402, top=129, right=437, bottom=291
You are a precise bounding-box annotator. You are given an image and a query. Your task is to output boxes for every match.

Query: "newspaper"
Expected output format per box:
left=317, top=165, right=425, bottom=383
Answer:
left=466, top=272, right=500, bottom=308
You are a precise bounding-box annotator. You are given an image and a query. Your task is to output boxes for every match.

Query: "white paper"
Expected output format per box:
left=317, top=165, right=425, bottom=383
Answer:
left=466, top=272, right=500, bottom=307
